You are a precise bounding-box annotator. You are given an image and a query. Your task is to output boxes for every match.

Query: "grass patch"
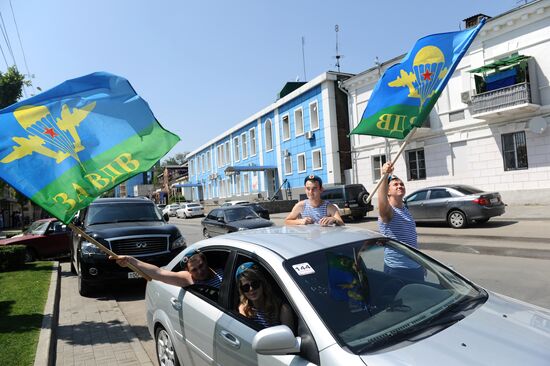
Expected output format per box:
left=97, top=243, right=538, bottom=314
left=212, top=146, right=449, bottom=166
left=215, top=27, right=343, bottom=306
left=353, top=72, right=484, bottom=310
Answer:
left=0, top=262, right=53, bottom=366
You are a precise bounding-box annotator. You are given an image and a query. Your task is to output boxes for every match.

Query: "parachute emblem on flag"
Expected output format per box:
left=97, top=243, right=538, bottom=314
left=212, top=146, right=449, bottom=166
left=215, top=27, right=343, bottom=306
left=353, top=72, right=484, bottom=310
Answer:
left=388, top=45, right=448, bottom=111
left=0, top=102, right=96, bottom=167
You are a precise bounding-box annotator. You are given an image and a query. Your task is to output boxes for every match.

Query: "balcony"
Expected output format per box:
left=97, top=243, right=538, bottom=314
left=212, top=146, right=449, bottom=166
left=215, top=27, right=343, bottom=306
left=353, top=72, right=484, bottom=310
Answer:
left=471, top=82, right=540, bottom=120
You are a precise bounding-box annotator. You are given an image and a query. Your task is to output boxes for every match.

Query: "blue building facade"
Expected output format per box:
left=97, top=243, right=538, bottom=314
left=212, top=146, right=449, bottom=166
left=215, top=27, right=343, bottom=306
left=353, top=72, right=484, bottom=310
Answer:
left=185, top=72, right=353, bottom=202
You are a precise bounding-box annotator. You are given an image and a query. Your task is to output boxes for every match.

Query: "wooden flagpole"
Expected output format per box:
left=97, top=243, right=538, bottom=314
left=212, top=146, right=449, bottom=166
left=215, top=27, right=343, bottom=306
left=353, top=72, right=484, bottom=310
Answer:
left=69, top=223, right=152, bottom=281
left=365, top=127, right=417, bottom=205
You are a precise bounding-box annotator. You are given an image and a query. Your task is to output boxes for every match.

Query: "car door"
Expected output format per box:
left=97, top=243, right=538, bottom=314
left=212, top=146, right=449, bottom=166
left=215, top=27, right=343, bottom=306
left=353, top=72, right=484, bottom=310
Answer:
left=43, top=221, right=71, bottom=257
left=156, top=249, right=229, bottom=366
left=426, top=189, right=453, bottom=220
left=213, top=254, right=317, bottom=366
left=404, top=190, right=429, bottom=220
left=204, top=209, right=221, bottom=237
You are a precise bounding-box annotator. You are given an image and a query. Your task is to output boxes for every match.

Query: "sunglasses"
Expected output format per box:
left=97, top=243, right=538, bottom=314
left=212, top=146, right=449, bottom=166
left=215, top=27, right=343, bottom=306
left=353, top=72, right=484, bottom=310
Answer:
left=240, top=280, right=261, bottom=293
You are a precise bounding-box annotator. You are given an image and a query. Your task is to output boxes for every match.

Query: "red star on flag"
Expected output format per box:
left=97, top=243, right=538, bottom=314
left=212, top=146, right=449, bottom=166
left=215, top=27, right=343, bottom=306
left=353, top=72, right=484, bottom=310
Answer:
left=44, top=128, right=58, bottom=138
left=422, top=69, right=433, bottom=81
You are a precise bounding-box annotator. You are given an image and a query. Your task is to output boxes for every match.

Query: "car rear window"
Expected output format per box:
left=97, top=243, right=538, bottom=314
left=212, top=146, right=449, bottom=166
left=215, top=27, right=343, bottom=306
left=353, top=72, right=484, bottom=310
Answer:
left=453, top=186, right=484, bottom=195
left=344, top=186, right=364, bottom=200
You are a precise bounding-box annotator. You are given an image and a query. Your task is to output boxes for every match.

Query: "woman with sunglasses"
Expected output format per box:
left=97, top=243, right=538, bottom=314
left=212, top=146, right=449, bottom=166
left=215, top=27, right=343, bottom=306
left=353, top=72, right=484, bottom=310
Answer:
left=236, top=262, right=295, bottom=330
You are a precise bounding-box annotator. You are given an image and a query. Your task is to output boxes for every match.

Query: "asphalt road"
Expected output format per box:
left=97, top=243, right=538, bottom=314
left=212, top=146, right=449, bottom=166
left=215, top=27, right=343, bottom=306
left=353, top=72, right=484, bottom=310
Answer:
left=106, top=215, right=550, bottom=364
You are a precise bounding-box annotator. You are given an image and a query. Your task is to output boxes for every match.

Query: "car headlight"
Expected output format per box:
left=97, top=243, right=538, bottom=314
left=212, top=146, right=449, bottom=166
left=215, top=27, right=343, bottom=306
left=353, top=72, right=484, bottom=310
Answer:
left=81, top=241, right=104, bottom=255
left=171, top=236, right=186, bottom=249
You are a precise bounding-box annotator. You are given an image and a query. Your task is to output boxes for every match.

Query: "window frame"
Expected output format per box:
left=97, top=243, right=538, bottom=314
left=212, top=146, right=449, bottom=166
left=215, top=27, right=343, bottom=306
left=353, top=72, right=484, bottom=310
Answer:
left=233, top=137, right=240, bottom=162
left=312, top=149, right=322, bottom=170
left=282, top=113, right=291, bottom=141
left=309, top=101, right=319, bottom=131
left=297, top=152, right=306, bottom=173
left=241, top=133, right=248, bottom=160
left=372, top=154, right=387, bottom=182
left=406, top=148, right=426, bottom=181
left=249, top=128, right=257, bottom=156
left=265, top=119, right=273, bottom=151
left=501, top=131, right=528, bottom=171
left=284, top=155, right=293, bottom=175
left=294, top=107, right=304, bottom=137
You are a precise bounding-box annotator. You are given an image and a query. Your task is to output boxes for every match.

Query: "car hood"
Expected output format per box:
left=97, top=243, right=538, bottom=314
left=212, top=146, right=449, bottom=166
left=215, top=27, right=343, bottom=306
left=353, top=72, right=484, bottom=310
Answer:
left=85, top=221, right=179, bottom=239
left=360, top=292, right=550, bottom=366
left=228, top=218, right=273, bottom=229
left=0, top=234, right=41, bottom=245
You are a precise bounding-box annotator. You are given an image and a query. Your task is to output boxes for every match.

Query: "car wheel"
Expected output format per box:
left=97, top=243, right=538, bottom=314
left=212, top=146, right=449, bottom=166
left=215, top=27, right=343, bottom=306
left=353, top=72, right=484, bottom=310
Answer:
left=448, top=210, right=467, bottom=229
left=203, top=228, right=211, bottom=238
left=183, top=213, right=188, bottom=219
left=24, top=247, right=37, bottom=262
left=156, top=326, right=180, bottom=366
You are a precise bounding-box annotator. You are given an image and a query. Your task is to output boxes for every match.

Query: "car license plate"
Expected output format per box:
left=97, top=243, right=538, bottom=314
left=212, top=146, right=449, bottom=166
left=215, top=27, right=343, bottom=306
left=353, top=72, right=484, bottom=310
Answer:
left=128, top=272, right=141, bottom=279
left=350, top=203, right=359, bottom=207
left=490, top=198, right=499, bottom=204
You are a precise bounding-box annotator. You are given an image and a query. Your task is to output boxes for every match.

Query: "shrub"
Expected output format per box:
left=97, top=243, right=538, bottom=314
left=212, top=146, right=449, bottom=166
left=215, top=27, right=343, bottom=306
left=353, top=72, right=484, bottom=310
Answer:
left=0, top=245, right=26, bottom=271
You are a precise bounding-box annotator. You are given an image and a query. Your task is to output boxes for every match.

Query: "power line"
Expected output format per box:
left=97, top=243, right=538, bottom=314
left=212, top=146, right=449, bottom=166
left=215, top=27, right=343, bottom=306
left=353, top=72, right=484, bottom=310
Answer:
left=0, top=43, right=8, bottom=69
left=9, top=0, right=34, bottom=93
left=0, top=10, right=16, bottom=67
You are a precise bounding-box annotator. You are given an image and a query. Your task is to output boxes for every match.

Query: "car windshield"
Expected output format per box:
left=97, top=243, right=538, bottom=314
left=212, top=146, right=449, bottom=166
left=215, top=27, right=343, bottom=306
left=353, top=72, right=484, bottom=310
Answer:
left=86, top=203, right=163, bottom=225
left=25, top=220, right=51, bottom=235
left=225, top=207, right=259, bottom=222
left=187, top=203, right=200, bottom=208
left=285, top=238, right=482, bottom=354
left=452, top=185, right=484, bottom=195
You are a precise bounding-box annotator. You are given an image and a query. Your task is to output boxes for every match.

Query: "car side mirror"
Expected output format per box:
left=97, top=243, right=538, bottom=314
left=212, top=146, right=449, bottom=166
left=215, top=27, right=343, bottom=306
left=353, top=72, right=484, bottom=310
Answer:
left=217, top=217, right=225, bottom=223
left=163, top=213, right=169, bottom=222
left=252, top=325, right=301, bottom=355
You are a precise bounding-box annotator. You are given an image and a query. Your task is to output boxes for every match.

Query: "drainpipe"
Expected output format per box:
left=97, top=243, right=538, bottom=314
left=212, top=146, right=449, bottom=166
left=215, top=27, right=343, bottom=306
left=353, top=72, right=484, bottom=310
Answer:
left=337, top=80, right=359, bottom=185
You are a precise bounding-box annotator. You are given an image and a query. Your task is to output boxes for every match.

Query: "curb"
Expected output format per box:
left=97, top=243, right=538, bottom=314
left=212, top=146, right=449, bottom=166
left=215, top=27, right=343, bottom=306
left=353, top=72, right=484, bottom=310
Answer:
left=34, top=261, right=60, bottom=366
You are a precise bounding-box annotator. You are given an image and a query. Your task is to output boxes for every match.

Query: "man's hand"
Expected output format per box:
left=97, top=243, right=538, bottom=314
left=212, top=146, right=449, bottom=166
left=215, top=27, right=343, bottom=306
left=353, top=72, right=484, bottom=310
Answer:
left=319, top=216, right=336, bottom=226
left=110, top=255, right=132, bottom=267
left=301, top=217, right=314, bottom=225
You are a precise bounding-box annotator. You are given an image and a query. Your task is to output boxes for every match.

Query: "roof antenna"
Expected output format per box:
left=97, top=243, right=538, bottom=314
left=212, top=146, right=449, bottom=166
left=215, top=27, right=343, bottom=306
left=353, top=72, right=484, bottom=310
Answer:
left=334, top=24, right=343, bottom=72
left=301, top=36, right=307, bottom=81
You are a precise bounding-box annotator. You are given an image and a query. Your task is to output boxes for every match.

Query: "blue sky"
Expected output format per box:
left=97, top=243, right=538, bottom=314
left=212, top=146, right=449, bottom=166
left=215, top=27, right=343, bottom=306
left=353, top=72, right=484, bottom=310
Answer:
left=0, top=1, right=517, bottom=157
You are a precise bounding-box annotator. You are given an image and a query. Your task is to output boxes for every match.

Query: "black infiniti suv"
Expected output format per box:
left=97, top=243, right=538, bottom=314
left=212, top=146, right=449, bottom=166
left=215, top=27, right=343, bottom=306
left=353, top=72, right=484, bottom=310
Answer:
left=320, top=184, right=374, bottom=220
left=70, top=197, right=186, bottom=296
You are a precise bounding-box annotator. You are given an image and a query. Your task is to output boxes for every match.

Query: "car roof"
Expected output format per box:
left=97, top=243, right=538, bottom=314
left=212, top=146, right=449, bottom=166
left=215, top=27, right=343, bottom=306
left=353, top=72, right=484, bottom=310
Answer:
left=412, top=184, right=481, bottom=191
left=212, top=206, right=254, bottom=211
left=91, top=198, right=155, bottom=205
left=200, top=225, right=383, bottom=260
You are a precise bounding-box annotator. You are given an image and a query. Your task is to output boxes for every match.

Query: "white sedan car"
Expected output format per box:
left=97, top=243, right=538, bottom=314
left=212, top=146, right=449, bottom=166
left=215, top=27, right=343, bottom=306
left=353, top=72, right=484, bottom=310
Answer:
left=175, top=202, right=204, bottom=218
left=146, top=226, right=550, bottom=366
left=162, top=203, right=180, bottom=217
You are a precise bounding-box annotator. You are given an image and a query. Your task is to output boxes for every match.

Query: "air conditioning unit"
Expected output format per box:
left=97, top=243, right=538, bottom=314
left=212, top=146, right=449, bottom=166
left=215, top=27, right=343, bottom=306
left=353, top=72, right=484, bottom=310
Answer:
left=460, top=91, right=471, bottom=104
left=283, top=149, right=290, bottom=157
left=305, top=131, right=314, bottom=139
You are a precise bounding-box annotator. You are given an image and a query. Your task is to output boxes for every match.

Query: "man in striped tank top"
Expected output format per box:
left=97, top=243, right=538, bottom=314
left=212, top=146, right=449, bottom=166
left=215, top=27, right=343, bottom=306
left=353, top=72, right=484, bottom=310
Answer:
left=111, top=249, right=223, bottom=288
left=378, top=162, right=424, bottom=281
left=285, top=175, right=344, bottom=227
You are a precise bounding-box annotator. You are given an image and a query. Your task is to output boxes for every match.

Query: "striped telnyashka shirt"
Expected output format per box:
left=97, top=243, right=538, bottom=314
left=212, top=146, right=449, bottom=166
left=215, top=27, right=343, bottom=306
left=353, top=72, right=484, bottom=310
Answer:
left=378, top=205, right=420, bottom=269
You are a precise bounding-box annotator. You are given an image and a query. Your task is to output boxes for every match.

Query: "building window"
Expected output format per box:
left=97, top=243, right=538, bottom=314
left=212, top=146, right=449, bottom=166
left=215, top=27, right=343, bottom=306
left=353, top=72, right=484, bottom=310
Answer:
left=407, top=149, right=426, bottom=181
left=502, top=131, right=528, bottom=171
left=265, top=119, right=273, bottom=151
left=235, top=175, right=241, bottom=195
left=225, top=141, right=230, bottom=165
left=241, top=133, right=248, bottom=159
left=294, top=108, right=304, bottom=136
left=206, top=151, right=211, bottom=171
left=233, top=137, right=240, bottom=162
left=372, top=154, right=387, bottom=182
left=297, top=153, right=306, bottom=173
left=284, top=156, right=292, bottom=175
left=243, top=173, right=249, bottom=194
left=282, top=114, right=290, bottom=141
left=217, top=146, right=222, bottom=168
left=309, top=101, right=319, bottom=130
left=312, top=149, right=322, bottom=170
left=250, top=128, right=257, bottom=156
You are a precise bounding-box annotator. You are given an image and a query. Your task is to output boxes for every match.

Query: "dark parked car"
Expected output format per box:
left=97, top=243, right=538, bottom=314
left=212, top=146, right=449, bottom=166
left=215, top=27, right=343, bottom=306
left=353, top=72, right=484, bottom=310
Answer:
left=318, top=184, right=374, bottom=220
left=240, top=203, right=270, bottom=220
left=404, top=184, right=506, bottom=228
left=70, top=198, right=186, bottom=296
left=0, top=218, right=70, bottom=262
left=201, top=206, right=273, bottom=238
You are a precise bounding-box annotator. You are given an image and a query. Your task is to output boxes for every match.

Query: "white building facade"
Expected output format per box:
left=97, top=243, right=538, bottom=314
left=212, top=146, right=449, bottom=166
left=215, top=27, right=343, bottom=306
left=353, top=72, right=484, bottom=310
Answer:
left=342, top=0, right=550, bottom=204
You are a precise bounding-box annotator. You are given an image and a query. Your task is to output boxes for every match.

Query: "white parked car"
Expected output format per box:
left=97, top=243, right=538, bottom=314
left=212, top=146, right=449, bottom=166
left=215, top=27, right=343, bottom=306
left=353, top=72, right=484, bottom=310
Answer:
left=176, top=202, right=204, bottom=219
left=146, top=226, right=550, bottom=366
left=162, top=203, right=180, bottom=217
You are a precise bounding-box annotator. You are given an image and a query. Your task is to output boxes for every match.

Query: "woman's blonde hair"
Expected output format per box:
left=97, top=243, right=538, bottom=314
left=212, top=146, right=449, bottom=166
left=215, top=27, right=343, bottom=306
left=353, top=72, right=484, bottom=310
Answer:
left=238, top=265, right=281, bottom=324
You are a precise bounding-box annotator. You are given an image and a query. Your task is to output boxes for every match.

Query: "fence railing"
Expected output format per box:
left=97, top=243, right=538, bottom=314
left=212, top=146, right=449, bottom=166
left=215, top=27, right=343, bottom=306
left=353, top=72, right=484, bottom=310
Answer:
left=471, top=82, right=532, bottom=115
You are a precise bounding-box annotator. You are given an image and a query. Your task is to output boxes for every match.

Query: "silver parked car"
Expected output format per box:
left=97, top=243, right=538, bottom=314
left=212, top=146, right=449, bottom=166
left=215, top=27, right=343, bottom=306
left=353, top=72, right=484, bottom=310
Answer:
left=175, top=202, right=204, bottom=218
left=145, top=226, right=550, bottom=366
left=404, top=184, right=506, bottom=228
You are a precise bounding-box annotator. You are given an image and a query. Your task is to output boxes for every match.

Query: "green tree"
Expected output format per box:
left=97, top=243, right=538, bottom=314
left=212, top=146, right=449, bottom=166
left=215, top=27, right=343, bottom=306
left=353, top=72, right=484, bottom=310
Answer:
left=162, top=152, right=188, bottom=166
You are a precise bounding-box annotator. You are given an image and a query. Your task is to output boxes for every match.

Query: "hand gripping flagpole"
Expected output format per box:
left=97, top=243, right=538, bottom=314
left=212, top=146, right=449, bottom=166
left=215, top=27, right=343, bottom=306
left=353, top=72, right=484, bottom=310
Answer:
left=69, top=223, right=152, bottom=281
left=365, top=127, right=417, bottom=205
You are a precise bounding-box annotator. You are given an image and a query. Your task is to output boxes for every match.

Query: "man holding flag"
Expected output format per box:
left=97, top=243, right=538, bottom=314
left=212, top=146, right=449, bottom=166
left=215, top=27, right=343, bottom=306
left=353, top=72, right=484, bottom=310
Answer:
left=350, top=19, right=486, bottom=277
